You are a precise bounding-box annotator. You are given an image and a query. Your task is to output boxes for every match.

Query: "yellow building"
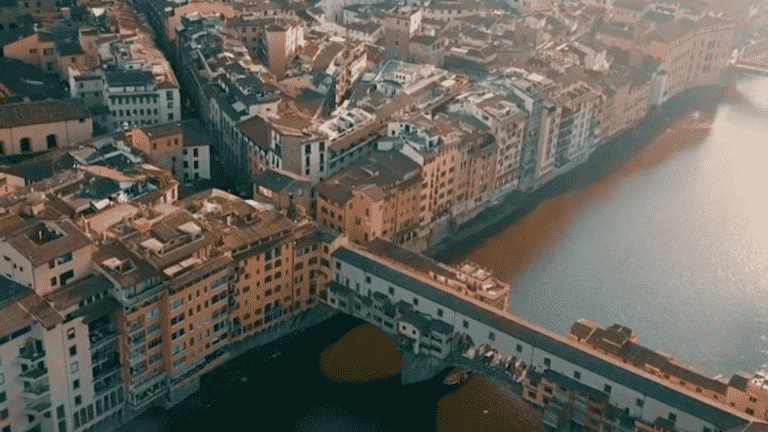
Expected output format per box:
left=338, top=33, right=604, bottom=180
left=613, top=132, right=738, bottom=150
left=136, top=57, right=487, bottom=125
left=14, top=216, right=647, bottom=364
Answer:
left=315, top=150, right=422, bottom=246
left=643, top=15, right=736, bottom=101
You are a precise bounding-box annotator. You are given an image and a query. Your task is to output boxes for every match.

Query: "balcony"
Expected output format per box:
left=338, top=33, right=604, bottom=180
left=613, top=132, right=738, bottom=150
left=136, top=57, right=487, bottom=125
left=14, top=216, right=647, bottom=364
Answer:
left=90, top=326, right=118, bottom=350
left=20, top=367, right=48, bottom=384
left=95, top=372, right=122, bottom=396
left=126, top=321, right=143, bottom=335
left=22, top=383, right=51, bottom=406
left=127, top=372, right=168, bottom=410
left=128, top=337, right=146, bottom=350
left=23, top=398, right=52, bottom=416
left=120, top=282, right=164, bottom=307
left=18, top=348, right=45, bottom=365
left=128, top=351, right=147, bottom=366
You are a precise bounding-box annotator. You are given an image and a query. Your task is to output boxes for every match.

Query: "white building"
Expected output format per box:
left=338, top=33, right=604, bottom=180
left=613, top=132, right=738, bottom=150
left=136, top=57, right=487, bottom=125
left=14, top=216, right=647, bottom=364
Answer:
left=0, top=274, right=124, bottom=432
left=0, top=217, right=94, bottom=296
left=104, top=70, right=181, bottom=130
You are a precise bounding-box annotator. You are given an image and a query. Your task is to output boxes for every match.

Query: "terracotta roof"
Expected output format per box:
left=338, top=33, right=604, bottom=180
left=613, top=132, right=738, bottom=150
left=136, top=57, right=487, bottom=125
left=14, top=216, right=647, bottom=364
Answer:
left=0, top=99, right=91, bottom=128
left=315, top=150, right=420, bottom=205
left=45, top=273, right=114, bottom=311
left=0, top=277, right=62, bottom=335
left=650, top=18, right=696, bottom=45
left=6, top=220, right=94, bottom=268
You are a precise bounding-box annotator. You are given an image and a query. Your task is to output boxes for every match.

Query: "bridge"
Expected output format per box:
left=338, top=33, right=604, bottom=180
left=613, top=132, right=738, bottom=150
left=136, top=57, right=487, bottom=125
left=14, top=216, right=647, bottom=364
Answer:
left=729, top=61, right=768, bottom=76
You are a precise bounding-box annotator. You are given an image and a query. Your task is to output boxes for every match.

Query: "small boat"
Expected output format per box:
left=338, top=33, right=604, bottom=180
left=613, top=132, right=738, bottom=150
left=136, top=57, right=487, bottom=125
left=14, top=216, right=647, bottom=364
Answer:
left=443, top=369, right=471, bottom=385
left=240, top=376, right=248, bottom=383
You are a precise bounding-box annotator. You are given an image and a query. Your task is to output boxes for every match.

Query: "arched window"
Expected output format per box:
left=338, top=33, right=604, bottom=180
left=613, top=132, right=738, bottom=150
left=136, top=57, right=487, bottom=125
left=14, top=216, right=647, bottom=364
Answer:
left=20, top=138, right=31, bottom=153
left=46, top=134, right=57, bottom=149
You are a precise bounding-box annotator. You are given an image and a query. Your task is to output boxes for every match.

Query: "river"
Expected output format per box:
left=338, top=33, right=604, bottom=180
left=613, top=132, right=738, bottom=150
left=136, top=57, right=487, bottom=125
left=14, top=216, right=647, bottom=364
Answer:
left=455, top=76, right=768, bottom=376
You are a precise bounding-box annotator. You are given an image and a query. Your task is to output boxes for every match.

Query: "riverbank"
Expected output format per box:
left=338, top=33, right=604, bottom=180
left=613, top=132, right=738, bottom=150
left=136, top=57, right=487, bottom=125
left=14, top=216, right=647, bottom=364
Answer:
left=426, top=84, right=727, bottom=264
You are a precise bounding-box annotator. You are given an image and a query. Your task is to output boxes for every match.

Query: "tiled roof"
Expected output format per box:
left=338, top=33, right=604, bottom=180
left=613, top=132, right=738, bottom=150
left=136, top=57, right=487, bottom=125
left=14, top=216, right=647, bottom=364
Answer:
left=315, top=150, right=420, bottom=205
left=6, top=220, right=94, bottom=267
left=650, top=18, right=696, bottom=45
left=253, top=169, right=308, bottom=192
left=104, top=70, right=155, bottom=87
left=0, top=99, right=91, bottom=128
left=45, top=273, right=114, bottom=311
left=333, top=246, right=754, bottom=431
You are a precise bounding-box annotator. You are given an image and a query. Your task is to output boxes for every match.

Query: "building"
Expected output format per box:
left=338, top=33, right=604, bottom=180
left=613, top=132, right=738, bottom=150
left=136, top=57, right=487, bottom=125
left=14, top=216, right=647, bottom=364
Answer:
left=127, top=120, right=212, bottom=181
left=2, top=25, right=96, bottom=79
left=642, top=16, right=736, bottom=103
left=0, top=274, right=124, bottom=432
left=610, top=0, right=648, bottom=25
left=315, top=150, right=422, bottom=246
left=0, top=99, right=93, bottom=155
left=105, top=70, right=181, bottom=130
left=447, top=93, right=529, bottom=198
left=252, top=168, right=312, bottom=212
left=383, top=8, right=422, bottom=60
left=263, top=23, right=305, bottom=79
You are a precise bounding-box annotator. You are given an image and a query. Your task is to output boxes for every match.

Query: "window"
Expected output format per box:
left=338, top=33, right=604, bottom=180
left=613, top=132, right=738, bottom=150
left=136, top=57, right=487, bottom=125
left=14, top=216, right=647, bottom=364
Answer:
left=437, top=308, right=443, bottom=318
left=67, top=328, right=75, bottom=340
left=57, top=405, right=65, bottom=419
left=462, top=320, right=469, bottom=329
left=516, top=344, right=522, bottom=353
left=604, top=384, right=612, bottom=394
left=636, top=398, right=644, bottom=408
left=70, top=361, right=78, bottom=373
left=489, top=331, right=495, bottom=341
left=46, top=134, right=57, bottom=149
left=747, top=408, right=755, bottom=416
left=668, top=413, right=677, bottom=422
left=59, top=420, right=67, bottom=432
left=544, top=358, right=551, bottom=367
left=69, top=345, right=77, bottom=357
left=193, top=148, right=198, bottom=157
left=73, top=379, right=79, bottom=390
left=0, top=392, right=5, bottom=403
left=0, top=409, right=6, bottom=420
left=60, top=270, right=74, bottom=286
left=573, top=371, right=581, bottom=380
left=20, top=137, right=31, bottom=152
left=365, top=276, right=371, bottom=284
left=74, top=395, right=82, bottom=406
